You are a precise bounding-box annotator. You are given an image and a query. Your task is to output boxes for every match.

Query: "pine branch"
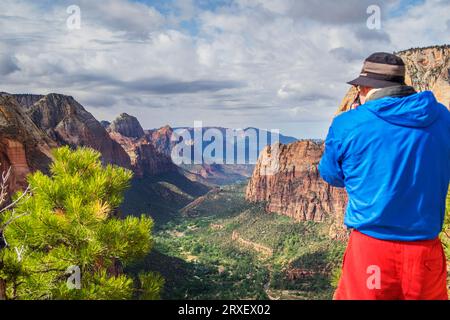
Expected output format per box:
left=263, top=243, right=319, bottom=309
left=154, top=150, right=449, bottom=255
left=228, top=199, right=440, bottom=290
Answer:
left=0, top=167, right=11, bottom=209
left=31, top=267, right=68, bottom=274
left=0, top=167, right=32, bottom=249
left=0, top=210, right=32, bottom=232
left=0, top=185, right=32, bottom=214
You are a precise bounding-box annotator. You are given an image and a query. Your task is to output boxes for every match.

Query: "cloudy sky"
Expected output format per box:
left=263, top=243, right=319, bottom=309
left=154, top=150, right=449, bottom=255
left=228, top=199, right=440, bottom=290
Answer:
left=1, top=0, right=449, bottom=138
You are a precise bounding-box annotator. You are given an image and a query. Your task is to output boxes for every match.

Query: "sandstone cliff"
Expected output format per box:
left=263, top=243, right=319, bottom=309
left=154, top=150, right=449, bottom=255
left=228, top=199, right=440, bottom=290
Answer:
left=1, top=93, right=210, bottom=223
left=147, top=125, right=176, bottom=157
left=108, top=115, right=177, bottom=177
left=109, top=113, right=145, bottom=139
left=398, top=46, right=450, bottom=109
left=21, top=93, right=131, bottom=168
left=245, top=141, right=347, bottom=239
left=12, top=94, right=44, bottom=109
left=0, top=94, right=56, bottom=192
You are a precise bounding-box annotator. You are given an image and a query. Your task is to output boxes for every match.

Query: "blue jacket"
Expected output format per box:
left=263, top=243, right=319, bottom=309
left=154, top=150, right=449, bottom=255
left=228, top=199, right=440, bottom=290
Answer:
left=319, top=90, right=450, bottom=241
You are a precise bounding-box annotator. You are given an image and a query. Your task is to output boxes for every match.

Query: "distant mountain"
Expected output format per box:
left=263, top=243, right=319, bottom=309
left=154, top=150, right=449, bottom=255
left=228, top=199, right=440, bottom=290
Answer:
left=107, top=113, right=178, bottom=178
left=171, top=126, right=298, bottom=164
left=103, top=117, right=299, bottom=186
left=144, top=125, right=298, bottom=185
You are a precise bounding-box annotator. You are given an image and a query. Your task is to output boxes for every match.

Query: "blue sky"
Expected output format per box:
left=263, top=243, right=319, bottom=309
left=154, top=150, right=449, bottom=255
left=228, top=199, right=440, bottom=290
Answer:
left=0, top=0, right=449, bottom=138
left=389, top=0, right=426, bottom=16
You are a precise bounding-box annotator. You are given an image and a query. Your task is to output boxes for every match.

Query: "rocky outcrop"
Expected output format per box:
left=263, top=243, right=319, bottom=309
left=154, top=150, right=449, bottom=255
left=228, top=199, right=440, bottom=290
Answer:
left=109, top=113, right=145, bottom=139
left=338, top=46, right=450, bottom=113
left=398, top=46, right=450, bottom=109
left=22, top=93, right=131, bottom=168
left=246, top=141, right=347, bottom=237
left=147, top=125, right=175, bottom=157
left=108, top=115, right=177, bottom=177
left=12, top=94, right=44, bottom=109
left=0, top=94, right=56, bottom=192
left=100, top=120, right=111, bottom=129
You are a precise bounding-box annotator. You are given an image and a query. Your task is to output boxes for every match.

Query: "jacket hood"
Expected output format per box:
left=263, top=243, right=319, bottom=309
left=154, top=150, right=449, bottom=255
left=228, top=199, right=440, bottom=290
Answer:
left=362, top=91, right=440, bottom=128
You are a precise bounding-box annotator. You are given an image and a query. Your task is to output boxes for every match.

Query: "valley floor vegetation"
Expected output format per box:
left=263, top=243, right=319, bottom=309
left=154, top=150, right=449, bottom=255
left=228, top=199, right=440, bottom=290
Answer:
left=130, top=184, right=450, bottom=299
left=129, top=183, right=346, bottom=300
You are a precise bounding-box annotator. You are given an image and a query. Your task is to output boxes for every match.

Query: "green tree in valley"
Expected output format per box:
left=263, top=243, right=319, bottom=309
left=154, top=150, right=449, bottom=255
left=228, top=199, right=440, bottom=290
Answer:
left=0, top=147, right=163, bottom=300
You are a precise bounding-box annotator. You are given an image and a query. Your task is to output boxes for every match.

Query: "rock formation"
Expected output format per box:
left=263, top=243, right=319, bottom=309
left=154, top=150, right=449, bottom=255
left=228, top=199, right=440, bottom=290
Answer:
left=398, top=46, right=450, bottom=109
left=147, top=125, right=176, bottom=157
left=109, top=113, right=145, bottom=139
left=245, top=141, right=347, bottom=238
left=100, top=120, right=111, bottom=129
left=0, top=93, right=210, bottom=223
left=0, top=93, right=133, bottom=194
left=0, top=94, right=56, bottom=192
left=20, top=93, right=131, bottom=169
left=12, top=94, right=44, bottom=109
left=108, top=115, right=177, bottom=177
left=146, top=125, right=297, bottom=185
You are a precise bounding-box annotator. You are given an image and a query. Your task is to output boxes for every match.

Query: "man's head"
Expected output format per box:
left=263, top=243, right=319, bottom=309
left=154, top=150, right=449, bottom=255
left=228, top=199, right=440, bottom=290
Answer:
left=348, top=52, right=406, bottom=106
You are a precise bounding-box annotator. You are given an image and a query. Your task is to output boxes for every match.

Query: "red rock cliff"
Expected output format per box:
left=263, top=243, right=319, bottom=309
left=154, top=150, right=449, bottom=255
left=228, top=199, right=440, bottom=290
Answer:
left=245, top=141, right=347, bottom=238
left=0, top=94, right=56, bottom=193
left=23, top=93, right=131, bottom=169
left=107, top=115, right=177, bottom=177
left=1, top=93, right=133, bottom=195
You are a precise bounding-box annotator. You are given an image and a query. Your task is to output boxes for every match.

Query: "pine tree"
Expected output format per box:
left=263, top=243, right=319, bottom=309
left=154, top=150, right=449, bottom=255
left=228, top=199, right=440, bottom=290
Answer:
left=0, top=147, right=163, bottom=300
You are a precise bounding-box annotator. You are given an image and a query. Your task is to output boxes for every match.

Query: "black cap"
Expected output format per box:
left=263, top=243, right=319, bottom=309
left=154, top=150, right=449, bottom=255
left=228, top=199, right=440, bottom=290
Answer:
left=347, top=52, right=406, bottom=88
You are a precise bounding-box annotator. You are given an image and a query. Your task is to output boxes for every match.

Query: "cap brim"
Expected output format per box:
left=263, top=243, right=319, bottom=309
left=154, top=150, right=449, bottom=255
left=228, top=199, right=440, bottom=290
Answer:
left=347, top=76, right=404, bottom=88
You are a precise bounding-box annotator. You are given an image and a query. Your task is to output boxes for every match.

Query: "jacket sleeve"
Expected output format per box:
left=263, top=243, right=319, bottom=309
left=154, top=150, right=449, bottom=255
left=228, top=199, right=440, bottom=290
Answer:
left=319, top=125, right=345, bottom=188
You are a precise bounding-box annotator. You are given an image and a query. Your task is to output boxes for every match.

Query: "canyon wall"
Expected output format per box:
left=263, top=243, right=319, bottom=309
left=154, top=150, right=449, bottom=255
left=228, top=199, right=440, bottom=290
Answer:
left=245, top=141, right=348, bottom=239
left=1, top=93, right=133, bottom=194
left=0, top=94, right=56, bottom=192
left=23, top=93, right=131, bottom=168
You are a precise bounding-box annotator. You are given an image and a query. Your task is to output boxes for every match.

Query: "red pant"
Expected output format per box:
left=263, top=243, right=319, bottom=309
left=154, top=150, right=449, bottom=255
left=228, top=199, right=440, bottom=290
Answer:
left=334, top=230, right=448, bottom=300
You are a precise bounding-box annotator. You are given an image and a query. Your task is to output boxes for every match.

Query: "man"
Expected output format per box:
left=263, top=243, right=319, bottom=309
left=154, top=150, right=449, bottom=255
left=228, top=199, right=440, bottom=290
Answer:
left=319, top=52, right=450, bottom=300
